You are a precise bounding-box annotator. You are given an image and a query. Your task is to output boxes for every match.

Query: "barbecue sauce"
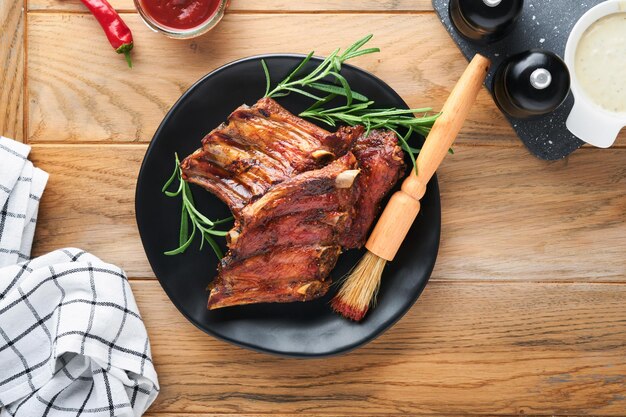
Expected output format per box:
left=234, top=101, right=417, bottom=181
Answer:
left=139, top=0, right=221, bottom=30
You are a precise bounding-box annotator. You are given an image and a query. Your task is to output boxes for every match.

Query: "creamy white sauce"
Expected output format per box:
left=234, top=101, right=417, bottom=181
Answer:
left=575, top=12, right=626, bottom=114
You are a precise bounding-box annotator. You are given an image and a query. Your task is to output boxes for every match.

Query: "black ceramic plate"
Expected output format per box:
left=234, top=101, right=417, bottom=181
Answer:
left=135, top=55, right=441, bottom=357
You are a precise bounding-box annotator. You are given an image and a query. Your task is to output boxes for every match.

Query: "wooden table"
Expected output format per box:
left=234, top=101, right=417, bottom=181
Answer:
left=2, top=0, right=626, bottom=415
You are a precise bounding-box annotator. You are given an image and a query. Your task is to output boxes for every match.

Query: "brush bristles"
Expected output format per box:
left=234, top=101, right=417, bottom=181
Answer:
left=331, top=251, right=387, bottom=321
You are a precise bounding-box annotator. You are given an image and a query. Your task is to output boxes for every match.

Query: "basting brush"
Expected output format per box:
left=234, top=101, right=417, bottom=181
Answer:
left=332, top=54, right=491, bottom=321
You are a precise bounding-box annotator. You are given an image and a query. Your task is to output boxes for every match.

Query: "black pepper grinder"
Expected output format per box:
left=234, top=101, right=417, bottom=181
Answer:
left=493, top=50, right=570, bottom=118
left=449, top=0, right=524, bottom=43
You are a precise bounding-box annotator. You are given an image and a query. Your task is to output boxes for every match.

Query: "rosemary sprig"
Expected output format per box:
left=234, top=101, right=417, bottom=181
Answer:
left=300, top=102, right=442, bottom=170
left=261, top=35, right=442, bottom=173
left=300, top=102, right=438, bottom=136
left=162, top=153, right=233, bottom=258
left=263, top=34, right=378, bottom=104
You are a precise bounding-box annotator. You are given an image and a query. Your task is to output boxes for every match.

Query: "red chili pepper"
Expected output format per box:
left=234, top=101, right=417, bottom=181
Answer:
left=80, top=0, right=134, bottom=68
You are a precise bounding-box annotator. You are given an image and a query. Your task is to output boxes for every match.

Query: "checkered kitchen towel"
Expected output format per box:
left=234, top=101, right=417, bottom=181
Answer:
left=0, top=138, right=159, bottom=416
left=0, top=137, right=48, bottom=267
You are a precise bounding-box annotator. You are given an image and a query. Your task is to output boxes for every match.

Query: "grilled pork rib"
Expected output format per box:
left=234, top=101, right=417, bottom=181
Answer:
left=209, top=154, right=359, bottom=309
left=340, top=130, right=405, bottom=249
left=179, top=98, right=405, bottom=310
left=228, top=153, right=359, bottom=259
left=180, top=98, right=362, bottom=215
left=208, top=246, right=340, bottom=309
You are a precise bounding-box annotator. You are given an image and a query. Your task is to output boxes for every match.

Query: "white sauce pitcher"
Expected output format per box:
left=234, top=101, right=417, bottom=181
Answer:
left=564, top=0, right=626, bottom=148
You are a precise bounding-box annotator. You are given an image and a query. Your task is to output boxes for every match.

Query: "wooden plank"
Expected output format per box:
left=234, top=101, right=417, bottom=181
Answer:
left=0, top=0, right=24, bottom=141
left=134, top=279, right=626, bottom=415
left=26, top=12, right=512, bottom=144
left=144, top=410, right=490, bottom=417
left=143, top=415, right=492, bottom=417
left=28, top=0, right=434, bottom=12
left=435, top=146, right=626, bottom=282
left=233, top=0, right=433, bottom=11
left=29, top=144, right=626, bottom=282
left=29, top=144, right=149, bottom=277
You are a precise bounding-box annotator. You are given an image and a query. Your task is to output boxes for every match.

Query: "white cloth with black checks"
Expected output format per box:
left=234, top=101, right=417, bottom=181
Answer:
left=0, top=138, right=159, bottom=416
left=0, top=137, right=48, bottom=267
left=0, top=249, right=159, bottom=416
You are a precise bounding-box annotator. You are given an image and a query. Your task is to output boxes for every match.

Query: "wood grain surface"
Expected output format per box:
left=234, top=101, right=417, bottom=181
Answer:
left=28, top=0, right=434, bottom=12
left=29, top=144, right=148, bottom=276
left=134, top=280, right=626, bottom=415
left=0, top=0, right=24, bottom=141
left=27, top=12, right=513, bottom=144
left=29, top=144, right=626, bottom=282
left=3, top=0, right=626, bottom=415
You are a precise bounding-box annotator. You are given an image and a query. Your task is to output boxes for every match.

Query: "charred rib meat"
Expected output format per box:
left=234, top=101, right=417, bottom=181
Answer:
left=180, top=98, right=362, bottom=215
left=208, top=154, right=359, bottom=309
left=339, top=129, right=405, bottom=249
left=208, top=246, right=340, bottom=309
left=179, top=98, right=405, bottom=309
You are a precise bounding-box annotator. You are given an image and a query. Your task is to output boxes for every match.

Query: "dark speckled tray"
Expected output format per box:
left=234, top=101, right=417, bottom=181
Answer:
left=433, top=0, right=605, bottom=160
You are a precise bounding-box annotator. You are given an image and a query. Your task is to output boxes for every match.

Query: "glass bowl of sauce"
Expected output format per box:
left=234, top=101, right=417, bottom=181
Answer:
left=135, top=0, right=228, bottom=38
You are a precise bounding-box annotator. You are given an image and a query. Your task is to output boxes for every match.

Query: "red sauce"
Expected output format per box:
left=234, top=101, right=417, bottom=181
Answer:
left=140, top=0, right=221, bottom=30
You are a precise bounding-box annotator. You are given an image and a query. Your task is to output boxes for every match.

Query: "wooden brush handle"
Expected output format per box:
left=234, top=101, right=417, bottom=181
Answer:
left=366, top=54, right=490, bottom=261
